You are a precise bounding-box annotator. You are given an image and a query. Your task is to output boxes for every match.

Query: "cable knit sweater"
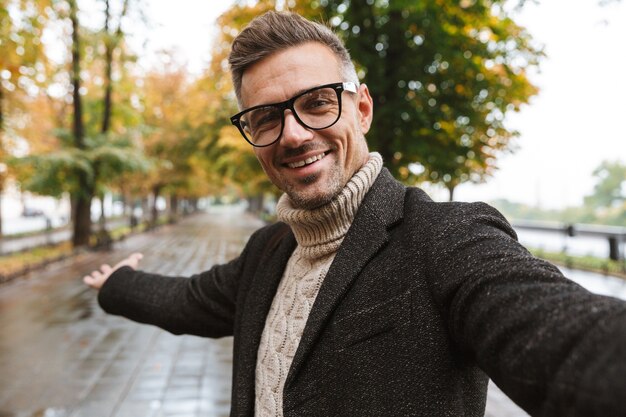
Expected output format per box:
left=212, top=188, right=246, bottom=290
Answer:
left=254, top=153, right=383, bottom=417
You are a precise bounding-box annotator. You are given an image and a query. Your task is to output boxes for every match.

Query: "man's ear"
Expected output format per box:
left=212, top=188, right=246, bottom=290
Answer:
left=356, top=83, right=374, bottom=134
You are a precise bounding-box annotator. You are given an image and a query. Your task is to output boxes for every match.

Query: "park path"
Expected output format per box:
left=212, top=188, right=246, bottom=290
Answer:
left=0, top=209, right=528, bottom=417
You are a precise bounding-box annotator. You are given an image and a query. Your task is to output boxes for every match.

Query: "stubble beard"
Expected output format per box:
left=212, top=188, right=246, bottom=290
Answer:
left=284, top=162, right=344, bottom=210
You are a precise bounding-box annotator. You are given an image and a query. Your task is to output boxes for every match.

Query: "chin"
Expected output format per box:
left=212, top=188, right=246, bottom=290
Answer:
left=281, top=165, right=346, bottom=209
left=288, top=194, right=334, bottom=210
left=287, top=185, right=340, bottom=210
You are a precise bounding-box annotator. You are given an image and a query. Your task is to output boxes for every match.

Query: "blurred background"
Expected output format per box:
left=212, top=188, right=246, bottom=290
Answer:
left=1, top=0, right=624, bottom=247
left=1, top=1, right=624, bottom=416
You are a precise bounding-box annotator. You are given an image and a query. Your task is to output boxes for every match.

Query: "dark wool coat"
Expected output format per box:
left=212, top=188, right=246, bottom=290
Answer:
left=99, top=169, right=626, bottom=417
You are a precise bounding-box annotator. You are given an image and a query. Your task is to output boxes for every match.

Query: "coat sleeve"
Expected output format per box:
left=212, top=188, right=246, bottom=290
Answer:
left=98, top=225, right=264, bottom=338
left=424, top=202, right=626, bottom=417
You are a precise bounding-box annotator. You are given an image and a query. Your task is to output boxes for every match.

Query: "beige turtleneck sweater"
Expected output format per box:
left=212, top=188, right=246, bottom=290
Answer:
left=254, top=153, right=383, bottom=417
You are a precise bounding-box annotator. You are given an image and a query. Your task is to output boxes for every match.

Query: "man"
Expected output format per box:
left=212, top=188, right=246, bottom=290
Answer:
left=84, top=11, right=626, bottom=417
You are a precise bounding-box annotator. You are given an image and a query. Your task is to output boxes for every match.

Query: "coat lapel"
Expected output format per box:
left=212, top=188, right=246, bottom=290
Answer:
left=285, top=169, right=406, bottom=389
left=235, top=226, right=297, bottom=417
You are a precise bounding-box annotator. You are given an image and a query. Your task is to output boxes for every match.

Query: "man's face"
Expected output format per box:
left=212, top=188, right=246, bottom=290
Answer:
left=239, top=42, right=374, bottom=209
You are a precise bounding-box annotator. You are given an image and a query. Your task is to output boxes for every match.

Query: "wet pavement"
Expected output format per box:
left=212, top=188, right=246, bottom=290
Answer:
left=0, top=211, right=262, bottom=417
left=5, top=209, right=621, bottom=417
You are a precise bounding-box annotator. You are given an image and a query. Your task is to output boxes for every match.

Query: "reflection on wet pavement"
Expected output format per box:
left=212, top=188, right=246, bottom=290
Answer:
left=0, top=212, right=263, bottom=417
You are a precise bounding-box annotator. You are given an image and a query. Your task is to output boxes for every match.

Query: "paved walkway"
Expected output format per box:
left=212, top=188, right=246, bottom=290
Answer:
left=0, top=210, right=528, bottom=417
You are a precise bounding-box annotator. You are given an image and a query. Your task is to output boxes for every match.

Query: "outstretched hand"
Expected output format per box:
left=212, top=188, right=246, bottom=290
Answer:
left=83, top=253, right=143, bottom=290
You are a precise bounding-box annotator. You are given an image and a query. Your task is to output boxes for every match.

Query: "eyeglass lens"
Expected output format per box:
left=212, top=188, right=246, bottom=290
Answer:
left=240, top=86, right=341, bottom=146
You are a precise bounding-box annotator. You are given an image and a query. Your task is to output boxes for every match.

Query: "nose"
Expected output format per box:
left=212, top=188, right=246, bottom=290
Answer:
left=280, top=110, right=313, bottom=148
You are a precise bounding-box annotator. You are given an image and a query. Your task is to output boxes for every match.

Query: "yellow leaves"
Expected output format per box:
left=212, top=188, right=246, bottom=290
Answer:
left=218, top=125, right=248, bottom=151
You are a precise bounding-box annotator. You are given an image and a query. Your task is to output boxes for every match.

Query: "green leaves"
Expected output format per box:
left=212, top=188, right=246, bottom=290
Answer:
left=14, top=130, right=151, bottom=198
left=324, top=0, right=542, bottom=198
left=585, top=160, right=626, bottom=209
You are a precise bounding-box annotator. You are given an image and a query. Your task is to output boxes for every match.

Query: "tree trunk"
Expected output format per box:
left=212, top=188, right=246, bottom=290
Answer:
left=362, top=7, right=404, bottom=169
left=99, top=194, right=106, bottom=231
left=447, top=185, right=455, bottom=202
left=141, top=197, right=150, bottom=226
left=101, top=0, right=112, bottom=134
left=69, top=0, right=92, bottom=247
left=247, top=194, right=264, bottom=214
left=151, top=185, right=161, bottom=227
left=72, top=190, right=92, bottom=247
left=118, top=185, right=130, bottom=218
left=0, top=183, right=3, bottom=237
left=70, top=1, right=84, bottom=150
left=0, top=83, right=5, bottom=237
left=168, top=194, right=179, bottom=223
left=102, top=0, right=128, bottom=134
left=0, top=81, right=4, bottom=140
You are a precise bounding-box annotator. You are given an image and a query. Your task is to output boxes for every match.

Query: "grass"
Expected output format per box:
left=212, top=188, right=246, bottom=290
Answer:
left=529, top=247, right=626, bottom=279
left=0, top=216, right=174, bottom=283
left=4, top=216, right=623, bottom=283
left=0, top=241, right=76, bottom=282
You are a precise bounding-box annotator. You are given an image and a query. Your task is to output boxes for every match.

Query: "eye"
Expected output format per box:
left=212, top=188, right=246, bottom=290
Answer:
left=247, top=107, right=281, bottom=132
left=298, top=89, right=337, bottom=112
left=307, top=96, right=331, bottom=108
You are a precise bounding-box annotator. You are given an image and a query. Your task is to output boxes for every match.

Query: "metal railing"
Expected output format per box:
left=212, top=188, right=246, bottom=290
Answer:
left=512, top=220, right=626, bottom=261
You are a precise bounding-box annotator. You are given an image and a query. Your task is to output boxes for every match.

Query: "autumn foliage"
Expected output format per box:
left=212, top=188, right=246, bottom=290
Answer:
left=1, top=0, right=542, bottom=245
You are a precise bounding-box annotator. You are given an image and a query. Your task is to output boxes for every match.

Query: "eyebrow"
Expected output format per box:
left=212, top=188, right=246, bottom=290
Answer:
left=245, top=83, right=325, bottom=110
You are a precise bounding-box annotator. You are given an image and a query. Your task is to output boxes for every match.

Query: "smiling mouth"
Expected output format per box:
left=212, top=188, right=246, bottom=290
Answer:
left=286, top=152, right=327, bottom=169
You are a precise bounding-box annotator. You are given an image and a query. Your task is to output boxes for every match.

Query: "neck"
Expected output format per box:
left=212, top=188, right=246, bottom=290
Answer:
left=276, top=152, right=383, bottom=259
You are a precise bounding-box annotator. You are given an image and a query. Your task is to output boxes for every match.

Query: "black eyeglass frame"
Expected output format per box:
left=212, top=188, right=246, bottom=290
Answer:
left=230, top=81, right=358, bottom=148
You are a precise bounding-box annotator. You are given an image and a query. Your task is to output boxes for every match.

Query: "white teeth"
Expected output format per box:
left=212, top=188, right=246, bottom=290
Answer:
left=287, top=152, right=325, bottom=169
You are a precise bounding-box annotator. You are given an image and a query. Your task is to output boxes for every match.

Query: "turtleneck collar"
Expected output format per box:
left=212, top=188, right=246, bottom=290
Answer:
left=276, top=152, right=383, bottom=259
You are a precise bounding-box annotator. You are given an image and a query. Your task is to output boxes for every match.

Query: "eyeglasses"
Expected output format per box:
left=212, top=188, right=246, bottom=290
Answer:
left=230, top=82, right=357, bottom=147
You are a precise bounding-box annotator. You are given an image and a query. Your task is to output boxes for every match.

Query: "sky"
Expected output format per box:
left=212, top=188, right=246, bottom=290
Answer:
left=455, top=0, right=626, bottom=209
left=144, top=0, right=626, bottom=210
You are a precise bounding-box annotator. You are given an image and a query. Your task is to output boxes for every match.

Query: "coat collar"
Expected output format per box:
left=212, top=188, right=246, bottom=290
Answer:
left=234, top=169, right=406, bottom=416
left=235, top=224, right=297, bottom=417
left=284, top=168, right=406, bottom=389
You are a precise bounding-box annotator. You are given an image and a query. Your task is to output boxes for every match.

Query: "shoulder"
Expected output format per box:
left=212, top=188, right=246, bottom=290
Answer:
left=363, top=170, right=515, bottom=242
left=403, top=187, right=516, bottom=241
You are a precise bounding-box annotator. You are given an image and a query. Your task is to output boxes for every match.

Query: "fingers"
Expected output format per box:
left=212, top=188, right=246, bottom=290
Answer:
left=83, top=269, right=106, bottom=289
left=83, top=253, right=144, bottom=290
left=82, top=275, right=95, bottom=287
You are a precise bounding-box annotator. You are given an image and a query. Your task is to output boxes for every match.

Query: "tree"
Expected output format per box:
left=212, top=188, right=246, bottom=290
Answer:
left=101, top=0, right=131, bottom=135
left=66, top=0, right=96, bottom=246
left=18, top=130, right=148, bottom=193
left=321, top=0, right=541, bottom=200
left=11, top=0, right=148, bottom=247
left=196, top=0, right=323, bottom=210
left=585, top=160, right=626, bottom=209
left=209, top=0, right=541, bottom=201
left=140, top=61, right=202, bottom=225
left=0, top=0, right=51, bottom=235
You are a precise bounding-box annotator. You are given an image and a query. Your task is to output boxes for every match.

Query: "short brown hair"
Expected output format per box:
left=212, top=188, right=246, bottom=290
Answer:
left=228, top=11, right=358, bottom=106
